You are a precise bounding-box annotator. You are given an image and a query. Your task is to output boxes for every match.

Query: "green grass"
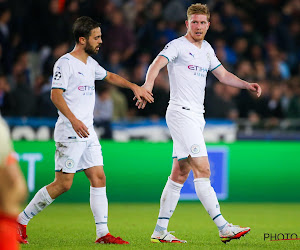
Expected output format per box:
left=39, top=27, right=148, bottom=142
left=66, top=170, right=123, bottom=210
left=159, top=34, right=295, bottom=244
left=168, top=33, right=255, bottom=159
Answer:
left=22, top=202, right=300, bottom=250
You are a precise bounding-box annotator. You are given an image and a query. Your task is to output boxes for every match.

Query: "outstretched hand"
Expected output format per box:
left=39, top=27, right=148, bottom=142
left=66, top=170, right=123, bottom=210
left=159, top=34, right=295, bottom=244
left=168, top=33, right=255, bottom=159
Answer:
left=133, top=84, right=154, bottom=109
left=247, top=83, right=262, bottom=97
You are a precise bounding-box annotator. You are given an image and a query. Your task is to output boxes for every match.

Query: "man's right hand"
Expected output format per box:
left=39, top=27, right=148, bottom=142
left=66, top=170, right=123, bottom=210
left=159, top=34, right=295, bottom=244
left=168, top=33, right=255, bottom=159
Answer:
left=70, top=118, right=89, bottom=138
left=134, top=84, right=153, bottom=109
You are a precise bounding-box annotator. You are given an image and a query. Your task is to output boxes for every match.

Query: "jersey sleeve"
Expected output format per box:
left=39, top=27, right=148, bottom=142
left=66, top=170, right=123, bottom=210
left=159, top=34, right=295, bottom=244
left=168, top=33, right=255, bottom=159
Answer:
left=51, top=57, right=71, bottom=91
left=158, top=41, right=179, bottom=62
left=207, top=45, right=221, bottom=71
left=95, top=63, right=107, bottom=80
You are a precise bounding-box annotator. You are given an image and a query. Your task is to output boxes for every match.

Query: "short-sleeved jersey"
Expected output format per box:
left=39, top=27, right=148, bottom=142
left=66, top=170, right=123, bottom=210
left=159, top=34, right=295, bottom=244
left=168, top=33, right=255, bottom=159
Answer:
left=0, top=117, right=12, bottom=166
left=159, top=36, right=221, bottom=113
left=52, top=53, right=107, bottom=142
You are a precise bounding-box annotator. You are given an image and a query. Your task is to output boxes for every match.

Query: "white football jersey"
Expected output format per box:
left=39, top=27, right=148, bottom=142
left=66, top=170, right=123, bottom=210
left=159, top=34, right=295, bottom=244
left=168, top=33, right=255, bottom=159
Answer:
left=159, top=36, right=221, bottom=113
left=51, top=53, right=107, bottom=142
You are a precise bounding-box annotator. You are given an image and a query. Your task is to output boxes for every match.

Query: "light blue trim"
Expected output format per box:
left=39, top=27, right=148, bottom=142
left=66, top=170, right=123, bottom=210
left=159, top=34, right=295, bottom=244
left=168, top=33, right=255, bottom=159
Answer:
left=155, top=224, right=167, bottom=232
left=55, top=170, right=61, bottom=172
left=211, top=63, right=221, bottom=71
left=102, top=71, right=108, bottom=80
left=76, top=168, right=84, bottom=172
left=218, top=222, right=228, bottom=231
left=159, top=55, right=169, bottom=62
left=172, top=156, right=177, bottom=159
left=178, top=157, right=188, bottom=161
left=96, top=222, right=108, bottom=224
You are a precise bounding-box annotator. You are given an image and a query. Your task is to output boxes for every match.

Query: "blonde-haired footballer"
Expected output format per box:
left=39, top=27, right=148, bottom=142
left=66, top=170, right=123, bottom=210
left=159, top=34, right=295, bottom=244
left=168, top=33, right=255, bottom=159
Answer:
left=136, top=3, right=261, bottom=243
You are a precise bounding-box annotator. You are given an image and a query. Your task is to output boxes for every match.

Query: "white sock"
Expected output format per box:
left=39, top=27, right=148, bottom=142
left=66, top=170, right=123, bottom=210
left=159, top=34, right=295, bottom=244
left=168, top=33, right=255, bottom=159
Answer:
left=153, top=177, right=183, bottom=236
left=90, top=186, right=109, bottom=238
left=18, top=186, right=54, bottom=225
left=194, top=178, right=228, bottom=230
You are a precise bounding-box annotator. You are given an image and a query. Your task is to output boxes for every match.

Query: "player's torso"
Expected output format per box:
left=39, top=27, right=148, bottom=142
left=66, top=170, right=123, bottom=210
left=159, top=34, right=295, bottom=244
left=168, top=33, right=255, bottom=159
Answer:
left=168, top=38, right=210, bottom=109
left=64, top=57, right=96, bottom=106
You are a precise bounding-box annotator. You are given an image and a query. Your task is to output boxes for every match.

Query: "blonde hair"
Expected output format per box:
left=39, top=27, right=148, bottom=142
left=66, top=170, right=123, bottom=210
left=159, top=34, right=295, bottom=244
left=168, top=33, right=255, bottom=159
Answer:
left=187, top=3, right=210, bottom=21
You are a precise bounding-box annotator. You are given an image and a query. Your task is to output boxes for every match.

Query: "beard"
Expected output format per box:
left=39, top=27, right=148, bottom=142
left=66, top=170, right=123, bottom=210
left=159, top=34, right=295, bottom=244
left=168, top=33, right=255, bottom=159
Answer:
left=84, top=41, right=99, bottom=55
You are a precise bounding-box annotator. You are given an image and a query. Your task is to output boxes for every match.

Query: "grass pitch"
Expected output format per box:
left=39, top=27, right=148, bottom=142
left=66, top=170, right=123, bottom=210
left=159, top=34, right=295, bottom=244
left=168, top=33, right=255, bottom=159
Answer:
left=21, top=202, right=300, bottom=250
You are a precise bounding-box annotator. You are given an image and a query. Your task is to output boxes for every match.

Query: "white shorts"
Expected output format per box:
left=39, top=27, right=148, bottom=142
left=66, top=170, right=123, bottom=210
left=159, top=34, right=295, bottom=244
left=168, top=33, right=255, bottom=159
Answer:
left=55, top=137, right=103, bottom=173
left=166, top=106, right=207, bottom=160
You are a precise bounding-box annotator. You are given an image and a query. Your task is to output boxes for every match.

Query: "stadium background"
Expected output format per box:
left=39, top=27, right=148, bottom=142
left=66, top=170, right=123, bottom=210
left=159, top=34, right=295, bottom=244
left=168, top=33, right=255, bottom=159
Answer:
left=0, top=0, right=300, bottom=248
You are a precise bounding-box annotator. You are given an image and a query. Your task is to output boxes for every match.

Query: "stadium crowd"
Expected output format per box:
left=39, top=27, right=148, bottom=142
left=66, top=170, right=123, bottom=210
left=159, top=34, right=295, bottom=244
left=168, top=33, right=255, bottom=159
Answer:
left=0, top=0, right=299, bottom=130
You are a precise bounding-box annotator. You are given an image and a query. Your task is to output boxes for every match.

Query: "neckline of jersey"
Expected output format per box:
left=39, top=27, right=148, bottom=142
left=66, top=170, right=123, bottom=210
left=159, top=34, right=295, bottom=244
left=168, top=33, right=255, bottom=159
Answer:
left=182, top=36, right=204, bottom=50
left=68, top=53, right=89, bottom=65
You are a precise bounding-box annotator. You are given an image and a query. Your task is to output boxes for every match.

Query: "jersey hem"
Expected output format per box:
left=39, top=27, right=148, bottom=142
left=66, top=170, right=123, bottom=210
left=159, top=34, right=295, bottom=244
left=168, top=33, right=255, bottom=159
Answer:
left=102, top=71, right=108, bottom=80
left=159, top=55, right=169, bottom=62
left=52, top=87, right=66, bottom=91
left=210, top=63, right=221, bottom=71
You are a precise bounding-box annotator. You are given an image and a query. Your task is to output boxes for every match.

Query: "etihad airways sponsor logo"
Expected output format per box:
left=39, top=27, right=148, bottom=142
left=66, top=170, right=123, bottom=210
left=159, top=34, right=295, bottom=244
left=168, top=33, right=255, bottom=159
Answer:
left=188, top=65, right=208, bottom=72
left=78, top=85, right=95, bottom=91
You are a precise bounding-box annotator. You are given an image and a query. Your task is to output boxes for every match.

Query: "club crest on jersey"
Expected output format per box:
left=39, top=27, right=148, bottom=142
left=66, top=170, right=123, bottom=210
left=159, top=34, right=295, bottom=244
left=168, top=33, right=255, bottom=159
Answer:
left=191, top=144, right=200, bottom=154
left=54, top=71, right=62, bottom=80
left=65, top=159, right=74, bottom=169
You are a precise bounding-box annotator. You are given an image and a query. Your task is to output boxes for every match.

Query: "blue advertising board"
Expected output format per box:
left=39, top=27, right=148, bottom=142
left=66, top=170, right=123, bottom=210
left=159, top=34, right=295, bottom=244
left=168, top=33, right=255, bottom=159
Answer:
left=180, top=147, right=229, bottom=200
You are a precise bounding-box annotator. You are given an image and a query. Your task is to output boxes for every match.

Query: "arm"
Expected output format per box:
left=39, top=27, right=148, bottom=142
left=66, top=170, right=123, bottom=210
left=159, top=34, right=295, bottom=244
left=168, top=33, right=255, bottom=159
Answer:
left=50, top=89, right=89, bottom=138
left=136, top=55, right=169, bottom=109
left=212, top=65, right=261, bottom=97
left=104, top=71, right=154, bottom=103
left=0, top=155, right=28, bottom=215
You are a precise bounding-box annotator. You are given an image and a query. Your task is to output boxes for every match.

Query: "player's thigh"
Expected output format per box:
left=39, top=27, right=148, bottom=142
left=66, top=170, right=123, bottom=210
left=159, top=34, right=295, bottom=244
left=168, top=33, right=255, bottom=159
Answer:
left=55, top=141, right=86, bottom=173
left=79, top=138, right=103, bottom=172
left=166, top=109, right=207, bottom=159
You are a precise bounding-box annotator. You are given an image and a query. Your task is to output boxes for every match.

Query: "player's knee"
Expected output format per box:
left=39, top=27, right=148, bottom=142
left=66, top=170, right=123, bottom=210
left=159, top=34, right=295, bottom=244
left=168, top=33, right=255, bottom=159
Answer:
left=178, top=171, right=190, bottom=183
left=90, top=174, right=106, bottom=187
left=194, top=164, right=211, bottom=178
left=60, top=181, right=73, bottom=193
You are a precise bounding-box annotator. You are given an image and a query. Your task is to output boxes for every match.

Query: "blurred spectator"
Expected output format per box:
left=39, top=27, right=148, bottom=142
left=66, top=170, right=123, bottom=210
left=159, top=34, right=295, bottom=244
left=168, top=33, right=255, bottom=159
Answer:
left=110, top=86, right=128, bottom=121
left=232, top=37, right=249, bottom=62
left=36, top=76, right=57, bottom=118
left=0, top=4, right=12, bottom=74
left=205, top=82, right=238, bottom=120
left=101, top=9, right=136, bottom=62
left=105, top=50, right=122, bottom=73
left=0, top=74, right=11, bottom=115
left=94, top=83, right=113, bottom=139
left=8, top=64, right=36, bottom=116
left=285, top=77, right=300, bottom=118
left=206, top=12, right=227, bottom=43
left=42, top=41, right=70, bottom=78
left=38, top=0, right=70, bottom=48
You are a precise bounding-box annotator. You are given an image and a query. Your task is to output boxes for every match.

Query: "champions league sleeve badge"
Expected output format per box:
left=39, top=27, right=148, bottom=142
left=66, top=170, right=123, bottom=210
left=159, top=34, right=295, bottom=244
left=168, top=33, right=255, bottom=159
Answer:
left=54, top=71, right=62, bottom=81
